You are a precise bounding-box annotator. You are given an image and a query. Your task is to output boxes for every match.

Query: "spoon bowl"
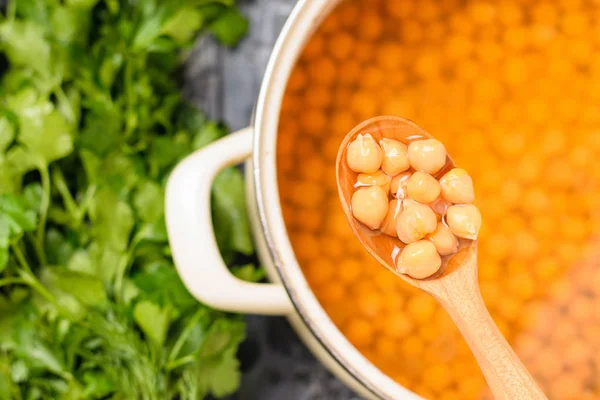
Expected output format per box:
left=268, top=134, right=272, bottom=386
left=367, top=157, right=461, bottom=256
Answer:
left=335, top=115, right=547, bottom=400
left=335, top=115, right=473, bottom=284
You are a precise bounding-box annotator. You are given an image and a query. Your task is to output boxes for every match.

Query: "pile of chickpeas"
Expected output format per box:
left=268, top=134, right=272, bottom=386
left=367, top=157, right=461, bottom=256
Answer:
left=277, top=0, right=600, bottom=398
left=345, top=133, right=481, bottom=279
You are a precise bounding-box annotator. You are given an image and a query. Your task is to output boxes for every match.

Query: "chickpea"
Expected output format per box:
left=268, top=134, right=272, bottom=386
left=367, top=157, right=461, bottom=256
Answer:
left=380, top=199, right=401, bottom=237
left=287, top=67, right=307, bottom=92
left=288, top=181, right=325, bottom=209
left=350, top=91, right=378, bottom=119
left=383, top=313, right=414, bottom=339
left=351, top=186, right=389, bottom=230
left=328, top=32, right=355, bottom=61
left=429, top=222, right=459, bottom=255
left=446, top=204, right=482, bottom=240
left=396, top=240, right=442, bottom=279
left=406, top=295, right=437, bottom=323
left=338, top=258, right=362, bottom=283
left=390, top=171, right=412, bottom=198
left=548, top=373, right=582, bottom=399
left=407, top=171, right=441, bottom=203
left=331, top=111, right=355, bottom=135
left=407, top=138, right=447, bottom=174
left=339, top=61, right=361, bottom=86
left=358, top=11, right=384, bottom=41
left=374, top=336, right=396, bottom=357
left=302, top=35, right=324, bottom=60
left=396, top=200, right=437, bottom=244
left=346, top=133, right=384, bottom=173
left=344, top=318, right=374, bottom=347
left=439, top=168, right=475, bottom=204
left=309, top=57, right=337, bottom=86
left=379, top=138, right=410, bottom=175
left=356, top=169, right=391, bottom=193
left=305, top=260, right=334, bottom=286
left=362, top=66, right=385, bottom=89
left=423, top=363, right=453, bottom=392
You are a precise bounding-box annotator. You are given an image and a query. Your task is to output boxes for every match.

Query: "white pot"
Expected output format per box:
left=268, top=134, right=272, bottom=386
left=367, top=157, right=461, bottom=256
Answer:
left=165, top=1, right=421, bottom=399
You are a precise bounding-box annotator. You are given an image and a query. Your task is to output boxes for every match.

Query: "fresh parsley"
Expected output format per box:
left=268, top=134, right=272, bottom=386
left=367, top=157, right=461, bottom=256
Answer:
left=0, top=0, right=258, bottom=398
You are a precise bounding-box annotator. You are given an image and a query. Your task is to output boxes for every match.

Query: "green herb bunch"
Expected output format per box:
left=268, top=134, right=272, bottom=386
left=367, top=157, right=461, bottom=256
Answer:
left=0, top=1, right=260, bottom=398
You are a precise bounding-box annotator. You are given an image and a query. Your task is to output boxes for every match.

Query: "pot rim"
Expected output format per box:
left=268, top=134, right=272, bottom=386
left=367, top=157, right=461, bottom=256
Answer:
left=251, top=1, right=419, bottom=399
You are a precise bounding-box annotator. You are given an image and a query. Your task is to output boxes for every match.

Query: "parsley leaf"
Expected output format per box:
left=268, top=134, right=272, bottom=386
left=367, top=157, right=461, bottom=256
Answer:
left=212, top=167, right=254, bottom=262
left=0, top=194, right=37, bottom=270
left=208, top=7, right=249, bottom=47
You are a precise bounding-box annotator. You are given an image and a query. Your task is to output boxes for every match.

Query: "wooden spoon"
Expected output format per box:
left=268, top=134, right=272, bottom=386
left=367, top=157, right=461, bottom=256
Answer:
left=336, top=116, right=547, bottom=400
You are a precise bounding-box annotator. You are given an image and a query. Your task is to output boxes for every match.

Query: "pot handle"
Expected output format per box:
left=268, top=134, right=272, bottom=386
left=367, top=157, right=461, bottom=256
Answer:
left=165, top=127, right=294, bottom=315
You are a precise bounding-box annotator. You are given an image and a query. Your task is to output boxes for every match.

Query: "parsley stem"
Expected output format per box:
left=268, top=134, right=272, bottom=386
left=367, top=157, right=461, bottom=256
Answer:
left=53, top=86, right=75, bottom=124
left=124, top=60, right=135, bottom=138
left=11, top=245, right=60, bottom=308
left=167, top=308, right=206, bottom=363
left=165, top=354, right=196, bottom=371
left=77, top=184, right=97, bottom=225
left=36, top=165, right=50, bottom=265
left=18, top=269, right=60, bottom=309
left=12, top=243, right=32, bottom=274
left=51, top=167, right=79, bottom=221
left=114, top=233, right=142, bottom=303
left=12, top=245, right=61, bottom=310
left=0, top=277, right=26, bottom=288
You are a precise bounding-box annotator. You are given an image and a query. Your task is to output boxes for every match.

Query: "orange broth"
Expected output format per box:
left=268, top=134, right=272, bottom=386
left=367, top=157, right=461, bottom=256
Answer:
left=276, top=0, right=600, bottom=398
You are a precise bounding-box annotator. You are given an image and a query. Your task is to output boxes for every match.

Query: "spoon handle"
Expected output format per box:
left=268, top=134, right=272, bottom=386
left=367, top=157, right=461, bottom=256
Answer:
left=435, top=266, right=547, bottom=400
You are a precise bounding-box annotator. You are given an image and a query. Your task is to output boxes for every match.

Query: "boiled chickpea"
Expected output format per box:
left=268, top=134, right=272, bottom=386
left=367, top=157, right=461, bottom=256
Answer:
left=446, top=204, right=482, bottom=240
left=390, top=172, right=412, bottom=198
left=346, top=133, right=384, bottom=173
left=407, top=171, right=441, bottom=203
left=351, top=186, right=389, bottom=229
left=344, top=318, right=374, bottom=347
left=407, top=295, right=437, bottom=324
left=383, top=313, right=414, bottom=339
left=407, top=138, right=447, bottom=174
left=397, top=240, right=442, bottom=279
left=380, top=138, right=410, bottom=175
left=358, top=11, right=384, bottom=40
left=396, top=200, right=437, bottom=244
left=356, top=169, right=391, bottom=193
left=429, top=222, right=459, bottom=255
left=439, top=168, right=475, bottom=204
left=380, top=199, right=401, bottom=237
left=423, top=363, right=453, bottom=392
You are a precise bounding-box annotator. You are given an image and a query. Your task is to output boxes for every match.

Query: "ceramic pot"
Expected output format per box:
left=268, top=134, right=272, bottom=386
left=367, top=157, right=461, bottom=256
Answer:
left=165, top=1, right=420, bottom=398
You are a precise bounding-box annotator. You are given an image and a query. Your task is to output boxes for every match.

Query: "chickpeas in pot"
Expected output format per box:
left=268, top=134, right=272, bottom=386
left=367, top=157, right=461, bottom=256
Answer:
left=276, top=0, right=600, bottom=396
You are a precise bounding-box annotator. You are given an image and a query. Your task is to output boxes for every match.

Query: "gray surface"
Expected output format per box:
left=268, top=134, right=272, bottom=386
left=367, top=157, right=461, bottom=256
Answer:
left=186, top=0, right=296, bottom=130
left=187, top=1, right=359, bottom=399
